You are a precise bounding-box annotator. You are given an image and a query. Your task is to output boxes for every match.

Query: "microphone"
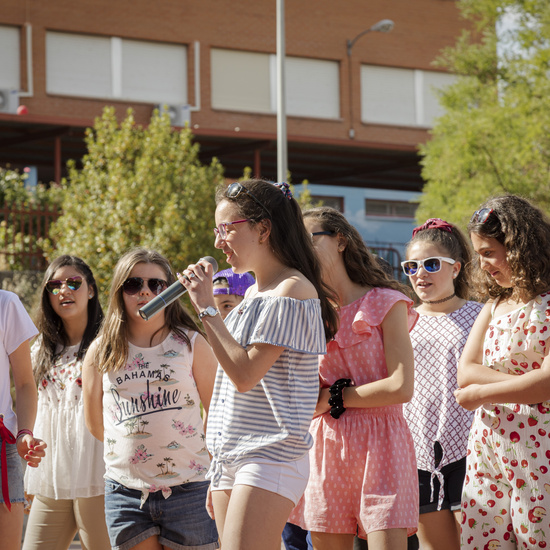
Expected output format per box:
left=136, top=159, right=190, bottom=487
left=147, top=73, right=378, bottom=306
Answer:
left=139, top=256, right=218, bottom=321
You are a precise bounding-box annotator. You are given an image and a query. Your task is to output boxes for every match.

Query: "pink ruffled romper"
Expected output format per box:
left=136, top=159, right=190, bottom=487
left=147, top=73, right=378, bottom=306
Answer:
left=290, top=287, right=419, bottom=538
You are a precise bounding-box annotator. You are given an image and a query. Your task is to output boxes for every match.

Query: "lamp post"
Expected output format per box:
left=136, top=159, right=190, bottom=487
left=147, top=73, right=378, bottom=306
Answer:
left=347, top=19, right=394, bottom=139
left=276, top=0, right=287, bottom=183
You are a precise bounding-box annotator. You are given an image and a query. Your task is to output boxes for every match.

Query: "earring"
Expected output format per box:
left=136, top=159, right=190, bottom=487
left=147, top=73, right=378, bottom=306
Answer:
left=89, top=293, right=93, bottom=298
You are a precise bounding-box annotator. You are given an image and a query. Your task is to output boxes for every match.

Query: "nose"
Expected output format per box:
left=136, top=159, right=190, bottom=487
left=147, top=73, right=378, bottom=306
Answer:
left=214, top=232, right=225, bottom=249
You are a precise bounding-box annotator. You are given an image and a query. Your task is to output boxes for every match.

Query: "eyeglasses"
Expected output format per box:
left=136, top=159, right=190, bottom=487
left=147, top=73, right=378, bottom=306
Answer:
left=214, top=219, right=252, bottom=240
left=401, top=257, right=456, bottom=277
left=46, top=276, right=83, bottom=295
left=470, top=208, right=494, bottom=224
left=226, top=182, right=271, bottom=218
left=311, top=230, right=336, bottom=238
left=122, top=277, right=168, bottom=296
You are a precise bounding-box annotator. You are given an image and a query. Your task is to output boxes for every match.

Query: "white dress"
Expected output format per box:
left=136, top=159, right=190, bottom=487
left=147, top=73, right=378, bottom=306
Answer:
left=25, top=342, right=105, bottom=499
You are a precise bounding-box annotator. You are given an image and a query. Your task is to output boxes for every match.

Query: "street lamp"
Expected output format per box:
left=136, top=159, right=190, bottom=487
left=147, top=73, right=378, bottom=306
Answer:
left=347, top=19, right=394, bottom=139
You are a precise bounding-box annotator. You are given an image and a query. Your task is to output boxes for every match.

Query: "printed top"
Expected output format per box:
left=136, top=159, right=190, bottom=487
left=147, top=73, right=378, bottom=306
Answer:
left=102, top=330, right=209, bottom=502
left=25, top=341, right=105, bottom=499
left=206, top=296, right=326, bottom=485
left=0, top=290, right=38, bottom=434
left=403, top=301, right=482, bottom=509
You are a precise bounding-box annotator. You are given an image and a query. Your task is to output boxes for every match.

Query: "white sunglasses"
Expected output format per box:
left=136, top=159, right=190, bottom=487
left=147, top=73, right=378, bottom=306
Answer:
left=401, top=256, right=455, bottom=276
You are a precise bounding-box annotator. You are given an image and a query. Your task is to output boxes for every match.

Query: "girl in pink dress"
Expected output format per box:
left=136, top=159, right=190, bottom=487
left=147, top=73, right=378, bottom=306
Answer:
left=456, top=195, right=550, bottom=549
left=290, top=207, right=419, bottom=550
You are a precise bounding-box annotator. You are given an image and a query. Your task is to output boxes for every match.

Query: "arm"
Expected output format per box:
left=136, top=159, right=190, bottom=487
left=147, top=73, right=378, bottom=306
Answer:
left=316, top=301, right=415, bottom=415
left=191, top=333, right=218, bottom=433
left=457, top=301, right=516, bottom=388
left=10, top=339, right=47, bottom=466
left=82, top=341, right=104, bottom=441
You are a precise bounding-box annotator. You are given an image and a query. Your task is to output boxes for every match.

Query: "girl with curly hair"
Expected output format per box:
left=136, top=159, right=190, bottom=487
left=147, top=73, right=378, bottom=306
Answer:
left=456, top=195, right=550, bottom=549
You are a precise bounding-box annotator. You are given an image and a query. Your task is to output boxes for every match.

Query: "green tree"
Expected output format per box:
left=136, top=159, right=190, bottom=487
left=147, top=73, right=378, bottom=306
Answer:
left=417, top=0, right=550, bottom=228
left=45, top=107, right=225, bottom=301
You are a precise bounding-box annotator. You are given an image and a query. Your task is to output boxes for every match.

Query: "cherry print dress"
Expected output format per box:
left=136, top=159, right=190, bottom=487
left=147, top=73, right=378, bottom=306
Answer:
left=461, top=293, right=550, bottom=550
left=290, top=287, right=419, bottom=539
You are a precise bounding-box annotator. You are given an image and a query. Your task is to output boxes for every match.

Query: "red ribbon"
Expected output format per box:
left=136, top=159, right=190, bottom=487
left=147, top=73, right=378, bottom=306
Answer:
left=0, top=415, right=16, bottom=511
left=412, top=218, right=453, bottom=237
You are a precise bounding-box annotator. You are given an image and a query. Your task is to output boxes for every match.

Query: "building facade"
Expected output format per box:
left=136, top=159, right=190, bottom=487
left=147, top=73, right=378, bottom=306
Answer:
left=0, top=0, right=463, bottom=265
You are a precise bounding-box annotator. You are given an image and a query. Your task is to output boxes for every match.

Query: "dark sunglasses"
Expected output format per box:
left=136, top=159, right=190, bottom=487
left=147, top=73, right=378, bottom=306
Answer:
left=470, top=208, right=494, bottom=224
left=311, top=230, right=336, bottom=238
left=46, top=276, right=83, bottom=295
left=226, top=182, right=271, bottom=218
left=401, top=256, right=455, bottom=277
left=122, top=277, right=168, bottom=296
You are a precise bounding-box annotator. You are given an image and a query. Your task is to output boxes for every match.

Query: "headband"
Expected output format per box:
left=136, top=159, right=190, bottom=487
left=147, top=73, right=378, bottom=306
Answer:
left=412, top=218, right=453, bottom=238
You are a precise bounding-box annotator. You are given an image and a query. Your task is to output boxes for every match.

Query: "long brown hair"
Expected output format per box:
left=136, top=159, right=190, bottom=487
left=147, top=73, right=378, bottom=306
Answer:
left=303, top=206, right=411, bottom=295
left=95, top=248, right=201, bottom=373
left=216, top=180, right=338, bottom=342
left=468, top=195, right=550, bottom=301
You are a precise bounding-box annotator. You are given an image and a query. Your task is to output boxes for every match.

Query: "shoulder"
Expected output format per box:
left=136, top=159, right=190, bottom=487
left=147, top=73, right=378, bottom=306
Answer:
left=276, top=270, right=317, bottom=300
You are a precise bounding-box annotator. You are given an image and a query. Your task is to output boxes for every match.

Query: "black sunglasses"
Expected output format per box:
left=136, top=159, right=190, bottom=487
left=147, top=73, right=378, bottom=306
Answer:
left=226, top=182, right=271, bottom=218
left=122, top=277, right=168, bottom=296
left=46, top=276, right=83, bottom=295
left=311, top=231, right=336, bottom=238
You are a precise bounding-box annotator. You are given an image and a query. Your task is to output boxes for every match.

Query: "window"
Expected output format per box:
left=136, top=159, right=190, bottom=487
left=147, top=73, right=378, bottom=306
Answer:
left=360, top=65, right=455, bottom=127
left=0, top=25, right=20, bottom=90
left=46, top=31, right=187, bottom=104
left=211, top=48, right=339, bottom=119
left=365, top=199, right=417, bottom=218
left=310, top=195, right=344, bottom=212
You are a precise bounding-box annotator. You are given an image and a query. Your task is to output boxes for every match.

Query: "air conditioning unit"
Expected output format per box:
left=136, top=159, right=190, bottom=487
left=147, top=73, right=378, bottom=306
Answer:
left=0, top=89, right=19, bottom=114
left=155, top=103, right=191, bottom=127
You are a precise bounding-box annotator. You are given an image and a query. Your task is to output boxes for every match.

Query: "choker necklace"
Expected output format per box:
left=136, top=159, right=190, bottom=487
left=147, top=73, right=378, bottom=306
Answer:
left=423, top=292, right=456, bottom=304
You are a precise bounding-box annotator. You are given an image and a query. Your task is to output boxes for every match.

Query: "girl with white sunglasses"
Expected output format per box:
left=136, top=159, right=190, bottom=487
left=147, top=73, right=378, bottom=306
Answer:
left=402, top=219, right=482, bottom=550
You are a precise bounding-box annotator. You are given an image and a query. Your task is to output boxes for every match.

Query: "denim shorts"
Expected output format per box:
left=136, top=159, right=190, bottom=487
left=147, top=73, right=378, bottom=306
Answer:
left=0, top=443, right=25, bottom=505
left=104, top=479, right=219, bottom=550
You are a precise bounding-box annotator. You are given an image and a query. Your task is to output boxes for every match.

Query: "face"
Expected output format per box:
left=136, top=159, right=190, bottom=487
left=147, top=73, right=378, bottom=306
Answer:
left=405, top=241, right=459, bottom=302
left=304, top=218, right=341, bottom=278
left=213, top=293, right=243, bottom=319
left=47, top=265, right=92, bottom=325
left=214, top=200, right=261, bottom=273
left=122, top=262, right=168, bottom=321
left=470, top=233, right=512, bottom=288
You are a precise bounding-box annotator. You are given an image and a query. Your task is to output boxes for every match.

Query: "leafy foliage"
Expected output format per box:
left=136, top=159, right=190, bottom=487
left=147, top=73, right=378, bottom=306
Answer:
left=44, top=107, right=225, bottom=302
left=417, top=0, right=550, bottom=228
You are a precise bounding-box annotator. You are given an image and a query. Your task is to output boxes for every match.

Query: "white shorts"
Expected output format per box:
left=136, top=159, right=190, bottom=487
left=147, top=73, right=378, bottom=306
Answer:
left=211, top=454, right=310, bottom=506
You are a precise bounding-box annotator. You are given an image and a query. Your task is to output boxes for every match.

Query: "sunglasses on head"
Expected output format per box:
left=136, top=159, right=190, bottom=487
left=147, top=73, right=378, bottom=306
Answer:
left=470, top=208, right=494, bottom=224
left=226, top=182, right=271, bottom=218
left=401, top=257, right=456, bottom=277
left=122, top=277, right=168, bottom=296
left=46, top=276, right=83, bottom=295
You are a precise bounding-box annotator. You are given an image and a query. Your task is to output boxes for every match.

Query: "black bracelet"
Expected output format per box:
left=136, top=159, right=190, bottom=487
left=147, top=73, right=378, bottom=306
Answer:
left=328, top=378, right=352, bottom=419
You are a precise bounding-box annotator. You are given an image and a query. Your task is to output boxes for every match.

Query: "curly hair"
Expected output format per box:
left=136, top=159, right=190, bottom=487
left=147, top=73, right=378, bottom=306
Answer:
left=216, top=180, right=339, bottom=342
left=33, top=255, right=104, bottom=384
left=96, top=248, right=201, bottom=373
left=303, top=206, right=411, bottom=296
left=406, top=220, right=475, bottom=300
left=467, top=195, right=550, bottom=301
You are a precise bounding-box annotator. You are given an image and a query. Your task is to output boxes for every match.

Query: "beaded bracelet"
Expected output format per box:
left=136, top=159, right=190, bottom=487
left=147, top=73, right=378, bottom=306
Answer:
left=328, top=378, right=352, bottom=419
left=16, top=429, right=33, bottom=440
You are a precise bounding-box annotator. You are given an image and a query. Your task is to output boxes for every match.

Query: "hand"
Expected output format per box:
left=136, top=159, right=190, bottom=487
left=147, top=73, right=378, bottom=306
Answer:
left=16, top=435, right=47, bottom=467
left=178, top=261, right=216, bottom=314
left=454, top=385, right=488, bottom=411
left=313, top=387, right=331, bottom=417
left=205, top=484, right=215, bottom=520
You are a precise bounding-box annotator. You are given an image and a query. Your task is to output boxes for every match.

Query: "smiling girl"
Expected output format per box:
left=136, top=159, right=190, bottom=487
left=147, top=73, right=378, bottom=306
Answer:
left=456, top=195, right=550, bottom=549
left=401, top=220, right=482, bottom=550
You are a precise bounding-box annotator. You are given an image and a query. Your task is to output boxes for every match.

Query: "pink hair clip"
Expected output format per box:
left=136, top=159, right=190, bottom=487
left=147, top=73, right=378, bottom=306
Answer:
left=412, top=218, right=453, bottom=237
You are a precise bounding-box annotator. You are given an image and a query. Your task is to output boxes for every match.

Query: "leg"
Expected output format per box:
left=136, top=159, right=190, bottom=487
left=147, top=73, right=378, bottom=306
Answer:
left=0, top=502, right=24, bottom=550
left=310, top=532, right=355, bottom=550
left=221, top=485, right=294, bottom=550
left=131, top=537, right=163, bottom=550
left=73, top=494, right=110, bottom=550
left=22, top=495, right=77, bottom=550
left=416, top=509, right=460, bottom=550
left=211, top=489, right=231, bottom=543
left=366, top=528, right=407, bottom=550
